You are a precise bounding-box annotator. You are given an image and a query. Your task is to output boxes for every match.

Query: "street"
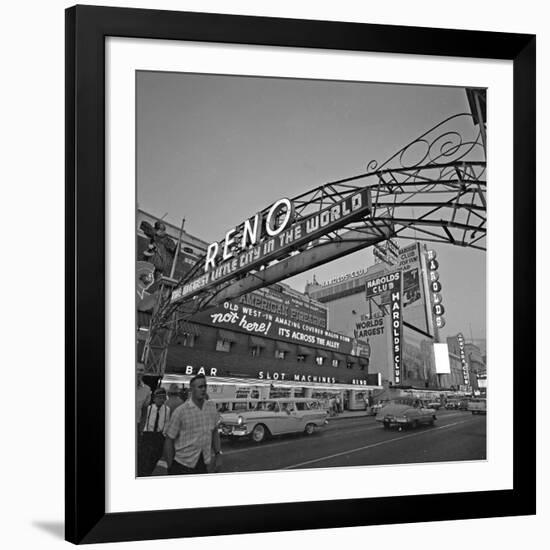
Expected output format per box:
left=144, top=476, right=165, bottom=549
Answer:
left=154, top=409, right=486, bottom=475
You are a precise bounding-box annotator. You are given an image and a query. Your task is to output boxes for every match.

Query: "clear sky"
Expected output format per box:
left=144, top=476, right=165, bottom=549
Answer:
left=137, top=71, right=486, bottom=342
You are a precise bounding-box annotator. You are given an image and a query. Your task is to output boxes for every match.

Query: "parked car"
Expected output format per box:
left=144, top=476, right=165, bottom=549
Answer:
left=219, top=398, right=329, bottom=443
left=467, top=398, right=487, bottom=415
left=427, top=400, right=442, bottom=410
left=376, top=398, right=437, bottom=430
left=445, top=400, right=459, bottom=410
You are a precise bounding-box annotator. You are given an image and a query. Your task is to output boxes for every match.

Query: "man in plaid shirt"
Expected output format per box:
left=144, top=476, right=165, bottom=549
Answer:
left=164, top=374, right=222, bottom=474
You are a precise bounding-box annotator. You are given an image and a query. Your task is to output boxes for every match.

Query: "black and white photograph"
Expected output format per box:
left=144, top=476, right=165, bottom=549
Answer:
left=135, top=72, right=488, bottom=478
left=1, top=0, right=542, bottom=547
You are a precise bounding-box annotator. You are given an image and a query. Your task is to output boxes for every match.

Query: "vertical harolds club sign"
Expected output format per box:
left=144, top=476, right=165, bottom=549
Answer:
left=172, top=189, right=372, bottom=302
left=365, top=269, right=403, bottom=385
left=389, top=272, right=403, bottom=385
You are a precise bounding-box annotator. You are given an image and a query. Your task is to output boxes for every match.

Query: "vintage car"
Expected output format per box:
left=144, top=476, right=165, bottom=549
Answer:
left=210, top=398, right=260, bottom=414
left=376, top=398, right=437, bottom=430
left=467, top=398, right=487, bottom=415
left=371, top=400, right=390, bottom=416
left=219, top=398, right=329, bottom=442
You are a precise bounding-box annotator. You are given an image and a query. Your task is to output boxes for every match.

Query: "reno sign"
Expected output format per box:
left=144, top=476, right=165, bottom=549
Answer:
left=172, top=189, right=372, bottom=302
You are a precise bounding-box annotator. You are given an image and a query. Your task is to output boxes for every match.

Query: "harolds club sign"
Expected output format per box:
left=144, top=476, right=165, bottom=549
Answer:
left=364, top=269, right=403, bottom=384
left=191, top=299, right=353, bottom=354
left=172, top=189, right=372, bottom=302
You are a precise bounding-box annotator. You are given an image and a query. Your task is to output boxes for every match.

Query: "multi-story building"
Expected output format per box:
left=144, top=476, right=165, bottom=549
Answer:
left=447, top=335, right=485, bottom=391
left=438, top=350, right=468, bottom=390
left=136, top=211, right=381, bottom=410
left=306, top=242, right=441, bottom=393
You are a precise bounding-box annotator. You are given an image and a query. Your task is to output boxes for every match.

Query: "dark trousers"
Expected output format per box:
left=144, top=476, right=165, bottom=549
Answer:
left=168, top=453, right=207, bottom=475
left=138, top=432, right=165, bottom=476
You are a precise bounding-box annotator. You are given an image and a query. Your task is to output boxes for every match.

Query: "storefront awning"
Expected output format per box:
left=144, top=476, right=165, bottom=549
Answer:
left=162, top=373, right=382, bottom=392
left=316, top=349, right=330, bottom=359
left=332, top=353, right=346, bottom=363
left=297, top=345, right=314, bottom=356
left=163, top=374, right=271, bottom=387
left=275, top=341, right=293, bottom=352
left=218, top=329, right=238, bottom=342
left=249, top=335, right=267, bottom=348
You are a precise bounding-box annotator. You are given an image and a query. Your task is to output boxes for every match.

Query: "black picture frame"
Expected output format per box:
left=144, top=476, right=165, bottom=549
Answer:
left=65, top=5, right=536, bottom=545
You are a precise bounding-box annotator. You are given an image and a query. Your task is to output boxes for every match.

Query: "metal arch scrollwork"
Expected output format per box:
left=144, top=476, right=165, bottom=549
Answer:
left=148, top=110, right=487, bottom=357
left=366, top=113, right=485, bottom=173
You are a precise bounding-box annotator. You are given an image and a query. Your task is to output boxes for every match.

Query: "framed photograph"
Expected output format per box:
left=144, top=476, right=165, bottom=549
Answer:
left=65, top=5, right=536, bottom=544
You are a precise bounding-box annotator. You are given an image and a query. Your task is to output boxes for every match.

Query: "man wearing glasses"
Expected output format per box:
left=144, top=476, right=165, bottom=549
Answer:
left=164, top=374, right=222, bottom=475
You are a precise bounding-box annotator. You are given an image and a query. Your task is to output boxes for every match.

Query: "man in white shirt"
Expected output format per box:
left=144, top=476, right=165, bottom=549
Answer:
left=165, top=374, right=222, bottom=475
left=138, top=387, right=170, bottom=476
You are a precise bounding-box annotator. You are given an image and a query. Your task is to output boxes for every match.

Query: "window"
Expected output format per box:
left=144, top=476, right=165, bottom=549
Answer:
left=296, top=355, right=306, bottom=363
left=331, top=359, right=339, bottom=368
left=315, top=356, right=325, bottom=366
left=216, top=339, right=231, bottom=352
left=178, top=333, right=195, bottom=347
left=250, top=346, right=261, bottom=357
left=346, top=361, right=354, bottom=369
left=256, top=402, right=277, bottom=411
left=274, top=350, right=286, bottom=360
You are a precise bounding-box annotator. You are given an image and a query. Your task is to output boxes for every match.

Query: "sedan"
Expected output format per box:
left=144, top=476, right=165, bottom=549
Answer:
left=376, top=398, right=437, bottom=430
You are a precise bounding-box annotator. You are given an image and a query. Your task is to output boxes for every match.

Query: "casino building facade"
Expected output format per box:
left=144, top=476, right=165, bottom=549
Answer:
left=304, top=242, right=475, bottom=396
left=137, top=211, right=381, bottom=410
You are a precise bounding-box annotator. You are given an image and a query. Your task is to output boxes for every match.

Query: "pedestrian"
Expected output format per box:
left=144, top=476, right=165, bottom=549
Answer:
left=164, top=374, right=222, bottom=475
left=136, top=362, right=151, bottom=436
left=166, top=383, right=184, bottom=413
left=366, top=394, right=374, bottom=416
left=329, top=396, right=336, bottom=416
left=138, top=388, right=170, bottom=476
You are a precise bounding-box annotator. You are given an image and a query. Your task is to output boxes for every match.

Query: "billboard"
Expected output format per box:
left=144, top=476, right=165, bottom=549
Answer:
left=402, top=267, right=421, bottom=307
left=365, top=246, right=421, bottom=310
left=397, top=243, right=422, bottom=309
left=321, top=268, right=368, bottom=287
left=433, top=343, right=451, bottom=374
left=192, top=299, right=352, bottom=354
left=353, top=314, right=385, bottom=340
left=238, top=286, right=328, bottom=329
